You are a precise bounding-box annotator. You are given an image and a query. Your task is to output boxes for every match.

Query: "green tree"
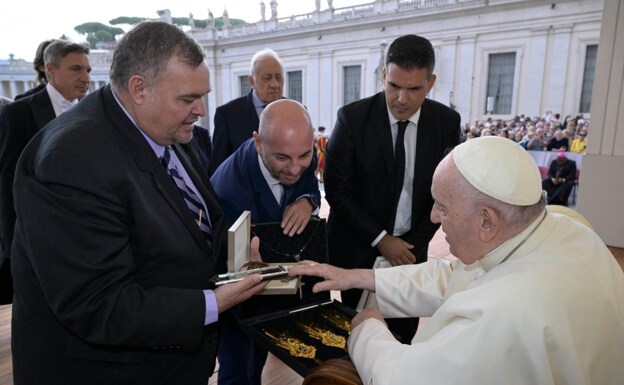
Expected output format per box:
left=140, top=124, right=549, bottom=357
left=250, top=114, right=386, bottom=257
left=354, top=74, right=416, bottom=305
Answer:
left=74, top=22, right=124, bottom=48
left=109, top=16, right=147, bottom=25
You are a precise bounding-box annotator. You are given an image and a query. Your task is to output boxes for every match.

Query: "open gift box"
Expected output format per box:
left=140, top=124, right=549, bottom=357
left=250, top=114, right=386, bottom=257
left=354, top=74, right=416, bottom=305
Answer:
left=227, top=211, right=329, bottom=297
left=240, top=300, right=355, bottom=377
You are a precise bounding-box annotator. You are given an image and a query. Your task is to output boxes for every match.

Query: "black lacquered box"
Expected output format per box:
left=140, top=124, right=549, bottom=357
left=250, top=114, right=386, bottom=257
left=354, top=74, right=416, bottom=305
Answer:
left=240, top=300, right=355, bottom=377
left=250, top=216, right=328, bottom=265
left=227, top=212, right=331, bottom=317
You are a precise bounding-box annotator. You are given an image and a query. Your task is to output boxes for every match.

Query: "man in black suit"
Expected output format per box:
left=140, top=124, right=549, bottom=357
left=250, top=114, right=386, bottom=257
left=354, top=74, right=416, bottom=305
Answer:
left=209, top=48, right=285, bottom=174
left=542, top=152, right=577, bottom=205
left=0, top=39, right=91, bottom=304
left=10, top=21, right=268, bottom=385
left=325, top=34, right=460, bottom=342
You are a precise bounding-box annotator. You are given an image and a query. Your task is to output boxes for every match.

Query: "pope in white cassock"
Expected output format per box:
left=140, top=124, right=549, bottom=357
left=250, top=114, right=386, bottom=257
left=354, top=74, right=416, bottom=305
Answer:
left=290, top=136, right=624, bottom=385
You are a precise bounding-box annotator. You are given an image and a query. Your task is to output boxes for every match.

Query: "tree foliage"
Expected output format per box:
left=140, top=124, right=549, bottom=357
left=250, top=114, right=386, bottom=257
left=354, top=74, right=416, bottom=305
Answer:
left=74, top=14, right=248, bottom=49
left=109, top=16, right=147, bottom=25
left=74, top=22, right=124, bottom=48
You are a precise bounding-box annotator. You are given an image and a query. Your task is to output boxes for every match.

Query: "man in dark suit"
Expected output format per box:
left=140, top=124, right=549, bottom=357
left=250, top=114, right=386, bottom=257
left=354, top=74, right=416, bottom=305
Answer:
left=10, top=21, right=267, bottom=385
left=0, top=39, right=91, bottom=304
left=211, top=99, right=320, bottom=385
left=325, top=34, right=460, bottom=342
left=209, top=48, right=285, bottom=174
left=541, top=152, right=577, bottom=205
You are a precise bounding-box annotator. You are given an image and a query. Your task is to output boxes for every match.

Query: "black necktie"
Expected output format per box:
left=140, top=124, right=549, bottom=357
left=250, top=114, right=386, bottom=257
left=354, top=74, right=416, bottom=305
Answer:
left=161, top=147, right=212, bottom=245
left=395, top=121, right=409, bottom=194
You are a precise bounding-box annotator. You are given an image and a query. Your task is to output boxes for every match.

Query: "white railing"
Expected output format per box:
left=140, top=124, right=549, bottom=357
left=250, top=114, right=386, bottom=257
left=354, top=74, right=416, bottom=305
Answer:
left=399, top=0, right=454, bottom=11
left=193, top=0, right=467, bottom=40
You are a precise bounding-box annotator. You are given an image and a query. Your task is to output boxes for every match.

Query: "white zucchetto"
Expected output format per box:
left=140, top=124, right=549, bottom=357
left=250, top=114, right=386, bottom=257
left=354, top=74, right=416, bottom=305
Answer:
left=453, top=136, right=542, bottom=205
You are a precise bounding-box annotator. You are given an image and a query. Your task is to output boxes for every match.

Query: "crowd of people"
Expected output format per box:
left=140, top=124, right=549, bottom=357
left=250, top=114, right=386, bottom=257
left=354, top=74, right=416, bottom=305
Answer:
left=0, top=21, right=622, bottom=385
left=461, top=110, right=589, bottom=153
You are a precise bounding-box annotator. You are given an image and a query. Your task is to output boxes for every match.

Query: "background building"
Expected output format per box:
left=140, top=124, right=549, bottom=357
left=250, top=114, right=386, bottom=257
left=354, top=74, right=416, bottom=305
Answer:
left=1, top=0, right=622, bottom=247
left=1, top=0, right=603, bottom=133
left=194, top=0, right=603, bottom=132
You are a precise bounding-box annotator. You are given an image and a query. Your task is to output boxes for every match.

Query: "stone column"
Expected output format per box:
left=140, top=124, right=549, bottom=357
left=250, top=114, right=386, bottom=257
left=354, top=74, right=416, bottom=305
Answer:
left=576, top=0, right=624, bottom=247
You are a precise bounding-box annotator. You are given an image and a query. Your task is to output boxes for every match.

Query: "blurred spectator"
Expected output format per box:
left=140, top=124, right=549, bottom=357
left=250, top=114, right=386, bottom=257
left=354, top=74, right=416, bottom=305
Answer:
left=570, top=131, right=588, bottom=153
left=526, top=128, right=547, bottom=151
left=542, top=152, right=577, bottom=205
left=314, top=125, right=328, bottom=182
left=14, top=39, right=55, bottom=100
left=547, top=129, right=569, bottom=152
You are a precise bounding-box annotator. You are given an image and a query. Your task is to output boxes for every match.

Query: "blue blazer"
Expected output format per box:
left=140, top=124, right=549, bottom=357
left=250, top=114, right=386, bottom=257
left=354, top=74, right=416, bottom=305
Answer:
left=210, top=138, right=320, bottom=226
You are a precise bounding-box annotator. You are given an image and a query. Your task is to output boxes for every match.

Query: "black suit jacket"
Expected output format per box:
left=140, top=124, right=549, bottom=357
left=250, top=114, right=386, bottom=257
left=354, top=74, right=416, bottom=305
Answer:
left=189, top=124, right=212, bottom=174
left=11, top=85, right=226, bottom=385
left=325, top=93, right=460, bottom=272
left=547, top=158, right=577, bottom=182
left=14, top=83, right=46, bottom=101
left=0, top=88, right=55, bottom=262
left=209, top=91, right=259, bottom=175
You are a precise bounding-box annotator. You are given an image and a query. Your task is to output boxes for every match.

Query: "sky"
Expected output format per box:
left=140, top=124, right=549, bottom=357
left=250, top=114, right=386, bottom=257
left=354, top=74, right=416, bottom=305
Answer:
left=1, top=0, right=363, bottom=61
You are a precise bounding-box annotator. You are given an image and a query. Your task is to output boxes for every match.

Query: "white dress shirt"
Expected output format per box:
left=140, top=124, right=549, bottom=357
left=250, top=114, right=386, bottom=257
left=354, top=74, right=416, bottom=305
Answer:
left=46, top=83, right=77, bottom=117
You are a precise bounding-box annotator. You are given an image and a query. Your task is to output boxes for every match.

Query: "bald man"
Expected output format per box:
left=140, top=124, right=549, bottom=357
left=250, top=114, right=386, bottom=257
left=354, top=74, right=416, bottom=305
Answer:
left=210, top=99, right=321, bottom=385
left=290, top=136, right=624, bottom=385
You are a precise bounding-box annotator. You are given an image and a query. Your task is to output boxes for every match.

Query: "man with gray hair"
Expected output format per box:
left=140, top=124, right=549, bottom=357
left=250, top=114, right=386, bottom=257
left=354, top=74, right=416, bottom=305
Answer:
left=291, top=136, right=624, bottom=384
left=10, top=21, right=268, bottom=384
left=0, top=39, right=91, bottom=304
left=210, top=48, right=285, bottom=174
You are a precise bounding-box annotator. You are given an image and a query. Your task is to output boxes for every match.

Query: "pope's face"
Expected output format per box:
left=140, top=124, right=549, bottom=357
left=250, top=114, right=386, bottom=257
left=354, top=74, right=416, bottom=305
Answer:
left=430, top=158, right=483, bottom=265
left=383, top=63, right=435, bottom=121
left=136, top=57, right=210, bottom=146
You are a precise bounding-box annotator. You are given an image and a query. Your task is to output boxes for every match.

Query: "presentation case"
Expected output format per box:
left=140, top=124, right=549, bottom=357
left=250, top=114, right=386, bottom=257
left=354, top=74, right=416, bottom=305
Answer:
left=229, top=212, right=358, bottom=376
left=227, top=211, right=328, bottom=298
left=240, top=300, right=355, bottom=377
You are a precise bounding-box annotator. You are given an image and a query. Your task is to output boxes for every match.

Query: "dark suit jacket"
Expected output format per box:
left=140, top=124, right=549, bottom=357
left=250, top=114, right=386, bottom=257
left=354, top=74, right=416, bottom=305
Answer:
left=210, top=138, right=320, bottom=226
left=14, top=83, right=46, bottom=101
left=11, top=85, right=226, bottom=385
left=547, top=158, right=577, bottom=182
left=0, top=88, right=55, bottom=262
left=325, top=93, right=460, bottom=272
left=189, top=124, right=212, bottom=174
left=210, top=91, right=259, bottom=175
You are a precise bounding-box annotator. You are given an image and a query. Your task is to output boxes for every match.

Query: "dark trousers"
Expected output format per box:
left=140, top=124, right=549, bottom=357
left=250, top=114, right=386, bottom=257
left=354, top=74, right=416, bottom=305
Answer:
left=217, top=309, right=268, bottom=385
left=0, top=258, right=13, bottom=304
left=542, top=179, right=574, bottom=206
left=340, top=288, right=419, bottom=343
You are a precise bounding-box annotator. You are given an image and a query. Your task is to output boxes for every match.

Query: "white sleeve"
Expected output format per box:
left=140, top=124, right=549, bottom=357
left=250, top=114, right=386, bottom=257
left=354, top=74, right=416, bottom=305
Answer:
left=374, top=258, right=454, bottom=318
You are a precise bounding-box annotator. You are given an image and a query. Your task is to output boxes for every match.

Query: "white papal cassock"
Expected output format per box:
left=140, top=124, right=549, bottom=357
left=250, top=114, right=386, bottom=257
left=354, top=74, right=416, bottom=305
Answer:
left=349, top=210, right=624, bottom=385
